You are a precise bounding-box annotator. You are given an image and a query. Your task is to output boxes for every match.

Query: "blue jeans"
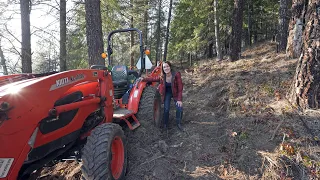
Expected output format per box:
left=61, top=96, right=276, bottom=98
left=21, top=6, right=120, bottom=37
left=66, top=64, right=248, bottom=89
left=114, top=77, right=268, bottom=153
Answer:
left=163, top=90, right=183, bottom=127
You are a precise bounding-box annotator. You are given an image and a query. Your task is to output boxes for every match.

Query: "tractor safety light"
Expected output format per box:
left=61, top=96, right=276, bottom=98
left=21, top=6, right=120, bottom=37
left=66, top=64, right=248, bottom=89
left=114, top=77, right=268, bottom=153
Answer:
left=101, top=52, right=107, bottom=59
left=145, top=50, right=150, bottom=55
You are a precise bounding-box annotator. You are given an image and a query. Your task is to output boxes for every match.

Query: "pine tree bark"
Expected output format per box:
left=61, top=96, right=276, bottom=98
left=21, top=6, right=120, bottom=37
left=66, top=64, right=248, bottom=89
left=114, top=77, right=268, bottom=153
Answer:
left=286, top=0, right=305, bottom=58
left=144, top=0, right=149, bottom=45
left=155, top=0, right=162, bottom=64
left=289, top=0, right=320, bottom=110
left=85, top=0, right=105, bottom=66
left=278, top=0, right=290, bottom=52
left=208, top=43, right=214, bottom=58
left=20, top=0, right=32, bottom=73
left=0, top=40, right=8, bottom=75
left=130, top=10, right=135, bottom=68
left=247, top=0, right=252, bottom=46
left=60, top=0, right=67, bottom=71
left=214, top=0, right=222, bottom=61
left=163, top=0, right=173, bottom=62
left=230, top=0, right=245, bottom=61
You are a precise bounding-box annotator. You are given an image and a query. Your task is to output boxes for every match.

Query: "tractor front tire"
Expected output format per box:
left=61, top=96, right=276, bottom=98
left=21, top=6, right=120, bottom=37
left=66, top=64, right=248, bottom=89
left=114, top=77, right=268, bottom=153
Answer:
left=81, top=123, right=127, bottom=180
left=136, top=86, right=162, bottom=128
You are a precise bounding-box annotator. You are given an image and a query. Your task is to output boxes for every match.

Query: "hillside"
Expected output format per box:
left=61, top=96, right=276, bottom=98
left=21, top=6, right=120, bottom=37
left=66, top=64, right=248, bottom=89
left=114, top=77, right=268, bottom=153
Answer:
left=31, top=41, right=320, bottom=180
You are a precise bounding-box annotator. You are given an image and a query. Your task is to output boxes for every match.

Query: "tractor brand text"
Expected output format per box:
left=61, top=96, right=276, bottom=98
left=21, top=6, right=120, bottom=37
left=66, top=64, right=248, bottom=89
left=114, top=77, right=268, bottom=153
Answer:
left=56, top=78, right=69, bottom=87
left=56, top=74, right=85, bottom=87
left=50, top=74, right=86, bottom=91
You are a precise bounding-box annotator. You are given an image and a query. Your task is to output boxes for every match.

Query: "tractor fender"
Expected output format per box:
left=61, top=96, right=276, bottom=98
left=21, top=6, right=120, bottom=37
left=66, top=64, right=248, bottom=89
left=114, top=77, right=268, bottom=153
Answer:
left=127, top=81, right=147, bottom=113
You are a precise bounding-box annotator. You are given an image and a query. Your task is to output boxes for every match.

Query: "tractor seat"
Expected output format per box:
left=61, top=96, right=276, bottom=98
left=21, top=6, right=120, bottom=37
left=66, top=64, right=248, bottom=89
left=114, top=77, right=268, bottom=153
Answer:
left=111, top=65, right=128, bottom=87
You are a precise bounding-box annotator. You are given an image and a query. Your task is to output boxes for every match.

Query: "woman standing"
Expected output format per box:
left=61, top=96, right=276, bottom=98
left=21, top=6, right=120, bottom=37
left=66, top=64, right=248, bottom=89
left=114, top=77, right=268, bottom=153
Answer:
left=142, top=61, right=184, bottom=131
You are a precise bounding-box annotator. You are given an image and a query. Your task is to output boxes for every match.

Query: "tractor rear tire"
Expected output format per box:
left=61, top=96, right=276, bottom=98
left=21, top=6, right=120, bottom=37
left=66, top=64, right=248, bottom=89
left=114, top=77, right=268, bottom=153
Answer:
left=136, top=86, right=162, bottom=128
left=81, top=123, right=127, bottom=180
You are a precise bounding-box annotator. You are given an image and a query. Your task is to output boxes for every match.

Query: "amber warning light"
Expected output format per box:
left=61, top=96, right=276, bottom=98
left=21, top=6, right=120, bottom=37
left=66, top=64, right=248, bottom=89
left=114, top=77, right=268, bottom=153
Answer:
left=101, top=53, right=107, bottom=59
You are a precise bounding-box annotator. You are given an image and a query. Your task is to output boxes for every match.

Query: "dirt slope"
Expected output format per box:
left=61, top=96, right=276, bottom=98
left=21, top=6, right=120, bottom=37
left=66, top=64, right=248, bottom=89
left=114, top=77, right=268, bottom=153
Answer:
left=32, top=41, right=320, bottom=179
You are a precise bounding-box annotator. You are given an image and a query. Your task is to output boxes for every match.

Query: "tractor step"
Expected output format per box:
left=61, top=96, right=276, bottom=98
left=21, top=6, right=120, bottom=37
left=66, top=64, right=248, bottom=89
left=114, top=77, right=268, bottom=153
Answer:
left=131, top=122, right=140, bottom=129
left=113, top=108, right=133, bottom=118
left=113, top=108, right=140, bottom=130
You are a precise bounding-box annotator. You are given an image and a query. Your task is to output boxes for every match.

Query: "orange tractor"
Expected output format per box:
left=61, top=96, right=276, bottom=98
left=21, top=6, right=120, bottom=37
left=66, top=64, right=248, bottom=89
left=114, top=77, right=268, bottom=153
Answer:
left=0, top=28, right=162, bottom=180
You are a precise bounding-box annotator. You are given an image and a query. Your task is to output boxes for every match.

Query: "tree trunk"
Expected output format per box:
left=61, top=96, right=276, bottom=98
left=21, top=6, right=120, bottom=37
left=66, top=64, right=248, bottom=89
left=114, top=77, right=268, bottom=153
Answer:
left=48, top=43, right=51, bottom=72
left=130, top=15, right=135, bottom=68
left=163, top=0, right=173, bottom=62
left=155, top=0, right=162, bottom=64
left=214, top=0, right=222, bottom=61
left=208, top=43, right=214, bottom=58
left=247, top=0, right=252, bottom=46
left=286, top=0, right=305, bottom=58
left=277, top=0, right=290, bottom=52
left=0, top=40, right=8, bottom=75
left=144, top=0, right=149, bottom=45
left=20, top=0, right=32, bottom=73
left=85, top=0, right=105, bottom=66
left=60, top=0, right=67, bottom=71
left=150, top=24, right=153, bottom=60
left=289, top=0, right=320, bottom=110
left=253, top=28, right=258, bottom=43
left=265, top=23, right=268, bottom=40
left=273, top=22, right=277, bottom=42
left=230, top=0, right=245, bottom=61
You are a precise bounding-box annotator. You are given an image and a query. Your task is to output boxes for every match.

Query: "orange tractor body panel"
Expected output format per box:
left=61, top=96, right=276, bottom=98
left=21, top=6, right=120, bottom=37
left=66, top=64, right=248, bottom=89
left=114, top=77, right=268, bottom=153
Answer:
left=0, top=70, right=115, bottom=179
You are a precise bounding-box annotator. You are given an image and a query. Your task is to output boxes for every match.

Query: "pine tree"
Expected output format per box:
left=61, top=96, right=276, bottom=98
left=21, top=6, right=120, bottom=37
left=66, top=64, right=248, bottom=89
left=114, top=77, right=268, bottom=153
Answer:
left=20, top=0, right=32, bottom=73
left=289, top=0, right=320, bottom=110
left=230, top=0, right=245, bottom=61
left=85, top=0, right=105, bottom=66
left=60, top=0, right=67, bottom=71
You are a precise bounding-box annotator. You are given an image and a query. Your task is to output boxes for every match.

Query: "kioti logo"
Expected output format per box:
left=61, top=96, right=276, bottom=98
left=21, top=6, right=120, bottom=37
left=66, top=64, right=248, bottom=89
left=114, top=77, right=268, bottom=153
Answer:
left=50, top=73, right=85, bottom=91
left=56, top=77, right=69, bottom=87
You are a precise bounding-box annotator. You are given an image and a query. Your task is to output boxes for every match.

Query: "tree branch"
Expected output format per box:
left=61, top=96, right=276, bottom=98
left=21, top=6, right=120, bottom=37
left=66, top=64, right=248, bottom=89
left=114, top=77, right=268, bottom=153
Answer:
left=4, top=24, right=21, bottom=44
left=72, top=0, right=85, bottom=5
left=33, top=2, right=60, bottom=11
left=0, top=34, right=21, bottom=57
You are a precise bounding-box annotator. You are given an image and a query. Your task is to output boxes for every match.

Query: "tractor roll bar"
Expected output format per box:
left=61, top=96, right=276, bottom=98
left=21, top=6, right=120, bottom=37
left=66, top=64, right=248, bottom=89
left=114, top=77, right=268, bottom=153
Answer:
left=107, top=28, right=145, bottom=72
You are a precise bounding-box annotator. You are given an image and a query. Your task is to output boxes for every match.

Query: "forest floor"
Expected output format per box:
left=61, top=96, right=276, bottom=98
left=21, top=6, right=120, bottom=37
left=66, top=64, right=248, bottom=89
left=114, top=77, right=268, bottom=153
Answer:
left=31, top=41, right=320, bottom=179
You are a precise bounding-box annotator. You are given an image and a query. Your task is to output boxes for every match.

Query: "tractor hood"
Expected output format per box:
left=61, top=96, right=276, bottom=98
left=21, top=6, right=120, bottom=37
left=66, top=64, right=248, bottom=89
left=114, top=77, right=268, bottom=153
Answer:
left=0, top=78, right=41, bottom=97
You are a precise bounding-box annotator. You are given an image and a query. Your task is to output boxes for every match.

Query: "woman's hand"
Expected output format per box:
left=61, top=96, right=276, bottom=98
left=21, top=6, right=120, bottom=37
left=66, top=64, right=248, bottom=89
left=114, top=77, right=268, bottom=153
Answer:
left=176, top=101, right=183, bottom=107
left=136, top=77, right=143, bottom=83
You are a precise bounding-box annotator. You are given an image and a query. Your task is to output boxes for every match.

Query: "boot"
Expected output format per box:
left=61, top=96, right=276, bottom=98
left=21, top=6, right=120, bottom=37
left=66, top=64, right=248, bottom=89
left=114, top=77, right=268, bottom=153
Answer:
left=162, top=124, right=169, bottom=135
left=163, top=124, right=167, bottom=129
left=176, top=118, right=184, bottom=131
left=176, top=110, right=184, bottom=131
left=177, top=123, right=184, bottom=131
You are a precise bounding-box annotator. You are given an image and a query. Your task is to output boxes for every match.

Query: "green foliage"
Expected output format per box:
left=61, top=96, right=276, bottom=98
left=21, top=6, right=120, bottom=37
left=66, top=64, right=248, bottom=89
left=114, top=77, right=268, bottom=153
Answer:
left=33, top=40, right=59, bottom=73
left=0, top=0, right=284, bottom=73
left=65, top=0, right=281, bottom=69
left=167, top=0, right=232, bottom=61
left=66, top=4, right=89, bottom=69
left=167, top=0, right=280, bottom=62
